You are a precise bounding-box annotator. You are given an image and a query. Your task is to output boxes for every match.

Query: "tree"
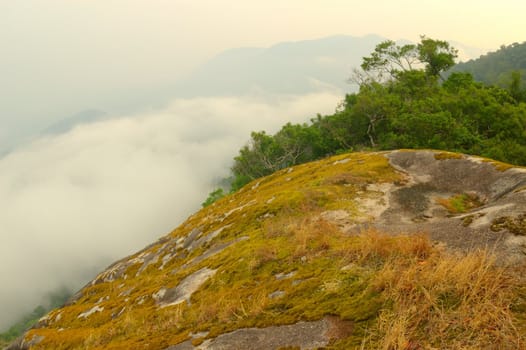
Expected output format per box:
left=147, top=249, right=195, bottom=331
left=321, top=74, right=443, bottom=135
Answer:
left=508, top=70, right=526, bottom=102
left=356, top=36, right=458, bottom=83
left=231, top=120, right=332, bottom=185
left=202, top=188, right=225, bottom=207
left=352, top=82, right=394, bottom=147
left=358, top=40, right=418, bottom=83
left=451, top=41, right=526, bottom=88
left=417, top=36, right=458, bottom=79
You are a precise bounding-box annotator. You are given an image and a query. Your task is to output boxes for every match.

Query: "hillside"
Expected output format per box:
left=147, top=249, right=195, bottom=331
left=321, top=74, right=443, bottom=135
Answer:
left=7, top=150, right=526, bottom=349
left=452, top=41, right=526, bottom=88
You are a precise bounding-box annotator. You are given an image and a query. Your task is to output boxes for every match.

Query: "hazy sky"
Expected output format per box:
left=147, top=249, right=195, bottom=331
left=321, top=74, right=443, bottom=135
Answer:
left=1, top=0, right=524, bottom=145
left=0, top=0, right=525, bottom=331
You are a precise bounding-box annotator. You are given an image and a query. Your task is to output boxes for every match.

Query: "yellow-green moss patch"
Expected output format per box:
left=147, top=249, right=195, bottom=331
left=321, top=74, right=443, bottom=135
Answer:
left=482, top=159, right=515, bottom=171
left=436, top=193, right=483, bottom=214
left=434, top=151, right=464, bottom=160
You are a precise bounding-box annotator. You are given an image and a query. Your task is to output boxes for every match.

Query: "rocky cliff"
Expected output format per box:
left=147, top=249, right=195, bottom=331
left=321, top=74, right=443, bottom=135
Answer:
left=8, top=150, right=526, bottom=349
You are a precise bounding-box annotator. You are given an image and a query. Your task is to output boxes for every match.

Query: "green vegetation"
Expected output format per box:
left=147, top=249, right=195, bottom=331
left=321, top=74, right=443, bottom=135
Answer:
left=452, top=41, right=526, bottom=100
left=201, top=188, right=225, bottom=207
left=200, top=36, right=526, bottom=205
left=436, top=193, right=483, bottom=214
left=0, top=306, right=46, bottom=343
left=0, top=288, right=70, bottom=345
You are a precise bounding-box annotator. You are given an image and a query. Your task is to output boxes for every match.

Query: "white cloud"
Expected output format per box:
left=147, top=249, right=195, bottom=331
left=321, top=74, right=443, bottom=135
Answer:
left=0, top=91, right=342, bottom=330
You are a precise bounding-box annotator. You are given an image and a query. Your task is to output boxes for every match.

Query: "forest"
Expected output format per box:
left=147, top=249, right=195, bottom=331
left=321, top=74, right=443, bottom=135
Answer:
left=203, top=36, right=526, bottom=206
left=451, top=41, right=526, bottom=89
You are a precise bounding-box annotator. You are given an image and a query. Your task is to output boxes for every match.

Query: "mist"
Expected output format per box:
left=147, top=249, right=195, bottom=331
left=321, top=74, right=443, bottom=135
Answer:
left=0, top=91, right=342, bottom=330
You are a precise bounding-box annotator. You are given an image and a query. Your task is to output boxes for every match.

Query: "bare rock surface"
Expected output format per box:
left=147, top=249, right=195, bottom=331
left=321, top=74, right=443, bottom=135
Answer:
left=154, top=267, right=217, bottom=307
left=376, top=151, right=526, bottom=260
left=5, top=334, right=44, bottom=350
left=318, top=150, right=526, bottom=262
left=165, top=317, right=351, bottom=350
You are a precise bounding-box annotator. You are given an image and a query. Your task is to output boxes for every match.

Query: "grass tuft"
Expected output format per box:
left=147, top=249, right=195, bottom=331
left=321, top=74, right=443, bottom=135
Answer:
left=436, top=192, right=483, bottom=214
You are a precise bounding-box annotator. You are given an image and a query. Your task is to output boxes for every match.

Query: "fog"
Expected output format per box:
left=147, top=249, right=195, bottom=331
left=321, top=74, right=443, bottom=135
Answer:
left=0, top=91, right=341, bottom=330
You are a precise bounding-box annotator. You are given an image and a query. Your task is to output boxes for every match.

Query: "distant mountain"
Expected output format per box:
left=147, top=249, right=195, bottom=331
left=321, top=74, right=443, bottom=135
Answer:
left=32, top=36, right=487, bottom=142
left=42, top=109, right=108, bottom=135
left=0, top=110, right=108, bottom=159
left=172, top=34, right=387, bottom=96
left=451, top=41, right=526, bottom=87
left=450, top=41, right=490, bottom=63
left=172, top=35, right=487, bottom=97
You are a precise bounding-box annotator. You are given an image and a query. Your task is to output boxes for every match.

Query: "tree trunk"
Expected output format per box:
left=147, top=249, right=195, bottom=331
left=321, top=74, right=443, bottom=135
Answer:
left=367, top=117, right=377, bottom=148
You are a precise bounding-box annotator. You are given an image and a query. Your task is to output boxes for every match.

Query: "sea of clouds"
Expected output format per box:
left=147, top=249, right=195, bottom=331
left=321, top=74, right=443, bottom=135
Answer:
left=0, top=91, right=342, bottom=329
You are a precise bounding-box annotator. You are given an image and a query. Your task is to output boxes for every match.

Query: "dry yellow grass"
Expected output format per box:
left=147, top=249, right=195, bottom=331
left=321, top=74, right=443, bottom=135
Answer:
left=26, top=227, right=526, bottom=349
left=355, top=231, right=524, bottom=349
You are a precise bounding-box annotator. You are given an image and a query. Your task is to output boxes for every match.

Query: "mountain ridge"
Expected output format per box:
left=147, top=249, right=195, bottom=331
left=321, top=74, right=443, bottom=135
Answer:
left=7, top=149, right=526, bottom=349
left=171, top=34, right=487, bottom=97
left=452, top=41, right=526, bottom=88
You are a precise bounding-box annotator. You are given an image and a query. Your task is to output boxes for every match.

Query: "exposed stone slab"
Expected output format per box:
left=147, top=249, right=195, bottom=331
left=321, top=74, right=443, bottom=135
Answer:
left=185, top=236, right=248, bottom=267
left=164, top=317, right=352, bottom=350
left=78, top=305, right=104, bottom=319
left=5, top=334, right=45, bottom=350
left=376, top=150, right=526, bottom=261
left=153, top=268, right=217, bottom=308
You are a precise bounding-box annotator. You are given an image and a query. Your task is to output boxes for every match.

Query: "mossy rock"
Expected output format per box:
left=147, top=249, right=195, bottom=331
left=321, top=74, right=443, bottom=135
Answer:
left=8, top=150, right=526, bottom=350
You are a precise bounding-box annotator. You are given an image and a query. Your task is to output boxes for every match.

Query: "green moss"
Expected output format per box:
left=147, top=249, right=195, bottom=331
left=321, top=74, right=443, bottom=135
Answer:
left=482, top=159, right=514, bottom=171
left=436, top=193, right=483, bottom=214
left=434, top=151, right=464, bottom=160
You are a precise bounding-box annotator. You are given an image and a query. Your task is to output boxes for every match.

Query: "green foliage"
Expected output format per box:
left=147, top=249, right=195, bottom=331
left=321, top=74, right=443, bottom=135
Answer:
left=417, top=36, right=458, bottom=79
left=0, top=306, right=47, bottom=342
left=202, top=188, right=226, bottom=207
left=357, top=36, right=457, bottom=83
left=231, top=123, right=330, bottom=182
left=359, top=40, right=418, bottom=82
left=509, top=71, right=526, bottom=102
left=229, top=174, right=252, bottom=193
left=452, top=41, right=526, bottom=102
left=0, top=288, right=71, bottom=343
left=437, top=193, right=483, bottom=214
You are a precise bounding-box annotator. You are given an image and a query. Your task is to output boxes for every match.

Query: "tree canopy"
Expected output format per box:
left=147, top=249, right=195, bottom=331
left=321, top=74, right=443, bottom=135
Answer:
left=451, top=41, right=526, bottom=98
